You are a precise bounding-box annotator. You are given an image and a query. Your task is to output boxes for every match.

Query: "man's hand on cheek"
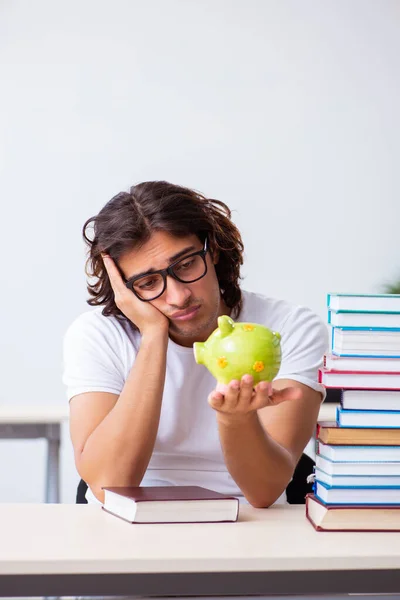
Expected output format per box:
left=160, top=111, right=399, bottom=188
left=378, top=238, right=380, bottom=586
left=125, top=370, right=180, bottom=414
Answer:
left=208, top=375, right=303, bottom=422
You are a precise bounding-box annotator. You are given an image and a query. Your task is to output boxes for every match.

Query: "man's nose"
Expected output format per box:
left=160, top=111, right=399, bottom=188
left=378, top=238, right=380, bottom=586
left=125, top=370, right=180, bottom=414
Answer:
left=164, top=275, right=192, bottom=306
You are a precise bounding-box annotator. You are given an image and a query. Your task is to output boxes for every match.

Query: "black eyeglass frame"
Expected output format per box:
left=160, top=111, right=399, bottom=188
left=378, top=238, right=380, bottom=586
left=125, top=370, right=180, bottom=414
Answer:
left=125, top=237, right=209, bottom=302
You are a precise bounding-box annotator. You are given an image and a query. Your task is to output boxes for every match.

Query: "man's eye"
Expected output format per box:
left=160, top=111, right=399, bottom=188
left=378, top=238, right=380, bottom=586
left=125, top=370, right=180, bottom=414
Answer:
left=137, top=278, right=158, bottom=290
left=176, top=259, right=194, bottom=271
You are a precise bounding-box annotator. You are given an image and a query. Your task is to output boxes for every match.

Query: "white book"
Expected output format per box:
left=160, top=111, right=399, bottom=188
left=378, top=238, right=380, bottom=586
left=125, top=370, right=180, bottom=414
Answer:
left=337, top=407, right=400, bottom=428
left=327, top=293, right=400, bottom=312
left=316, top=455, right=400, bottom=476
left=315, top=468, right=400, bottom=488
left=320, top=368, right=400, bottom=389
left=325, top=353, right=400, bottom=372
left=318, top=441, right=400, bottom=462
left=332, top=328, right=400, bottom=357
left=315, top=480, right=400, bottom=505
left=329, top=310, right=400, bottom=329
left=334, top=348, right=400, bottom=357
left=341, top=389, right=400, bottom=411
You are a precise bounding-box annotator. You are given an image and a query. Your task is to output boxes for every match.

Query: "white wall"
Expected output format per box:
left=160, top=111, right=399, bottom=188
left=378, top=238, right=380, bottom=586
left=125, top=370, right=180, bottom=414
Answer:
left=0, top=0, right=399, bottom=502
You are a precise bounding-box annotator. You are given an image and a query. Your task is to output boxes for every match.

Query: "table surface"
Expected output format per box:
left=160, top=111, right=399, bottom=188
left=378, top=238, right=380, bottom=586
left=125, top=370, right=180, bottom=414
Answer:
left=0, top=402, right=337, bottom=425
left=0, top=503, right=399, bottom=576
left=0, top=405, right=69, bottom=424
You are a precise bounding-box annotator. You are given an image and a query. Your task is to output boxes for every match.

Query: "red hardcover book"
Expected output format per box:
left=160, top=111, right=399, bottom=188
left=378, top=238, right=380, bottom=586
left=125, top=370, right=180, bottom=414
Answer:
left=306, top=493, right=400, bottom=532
left=318, top=368, right=400, bottom=389
left=102, top=485, right=239, bottom=524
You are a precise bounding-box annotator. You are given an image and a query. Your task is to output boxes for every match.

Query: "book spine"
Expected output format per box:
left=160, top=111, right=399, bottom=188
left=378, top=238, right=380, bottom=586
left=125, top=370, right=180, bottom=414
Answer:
left=335, top=327, right=400, bottom=331
left=327, top=293, right=332, bottom=309
left=331, top=327, right=336, bottom=351
left=312, top=478, right=317, bottom=495
left=305, top=496, right=322, bottom=531
left=333, top=351, right=400, bottom=358
left=333, top=310, right=400, bottom=315
left=336, top=405, right=340, bottom=426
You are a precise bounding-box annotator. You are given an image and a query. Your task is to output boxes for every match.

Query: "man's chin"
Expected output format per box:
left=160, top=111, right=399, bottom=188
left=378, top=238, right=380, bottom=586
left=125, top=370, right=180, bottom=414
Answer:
left=169, top=321, right=198, bottom=337
left=169, top=313, right=219, bottom=343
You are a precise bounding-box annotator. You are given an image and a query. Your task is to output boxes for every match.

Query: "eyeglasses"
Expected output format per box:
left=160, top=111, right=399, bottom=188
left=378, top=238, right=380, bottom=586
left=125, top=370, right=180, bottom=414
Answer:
left=125, top=238, right=209, bottom=301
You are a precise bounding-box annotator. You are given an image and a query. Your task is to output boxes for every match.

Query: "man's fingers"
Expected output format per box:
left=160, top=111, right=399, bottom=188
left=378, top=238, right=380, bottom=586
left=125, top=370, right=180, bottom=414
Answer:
left=208, top=391, right=224, bottom=408
left=210, top=380, right=303, bottom=414
left=250, top=380, right=271, bottom=409
left=234, top=374, right=255, bottom=409
left=251, top=381, right=297, bottom=409
left=267, top=385, right=303, bottom=405
left=223, top=380, right=240, bottom=410
left=216, top=382, right=229, bottom=395
left=101, top=254, right=127, bottom=295
left=253, top=381, right=272, bottom=397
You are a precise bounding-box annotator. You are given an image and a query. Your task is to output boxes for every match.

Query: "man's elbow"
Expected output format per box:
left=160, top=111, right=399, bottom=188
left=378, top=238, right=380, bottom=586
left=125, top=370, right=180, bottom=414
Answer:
left=245, top=488, right=286, bottom=509
left=244, top=474, right=294, bottom=508
left=248, top=498, right=274, bottom=509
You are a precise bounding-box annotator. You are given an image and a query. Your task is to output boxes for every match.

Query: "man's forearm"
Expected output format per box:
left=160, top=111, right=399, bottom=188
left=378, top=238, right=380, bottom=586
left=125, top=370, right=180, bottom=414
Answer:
left=78, top=330, right=168, bottom=501
left=217, top=412, right=295, bottom=507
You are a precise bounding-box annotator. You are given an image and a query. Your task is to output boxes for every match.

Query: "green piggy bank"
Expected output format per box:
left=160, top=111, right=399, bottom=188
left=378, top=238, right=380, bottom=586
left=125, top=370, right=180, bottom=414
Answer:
left=193, top=315, right=282, bottom=384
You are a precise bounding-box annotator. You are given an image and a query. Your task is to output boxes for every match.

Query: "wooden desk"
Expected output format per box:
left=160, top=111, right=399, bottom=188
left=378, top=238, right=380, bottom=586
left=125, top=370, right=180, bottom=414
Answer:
left=0, top=504, right=399, bottom=597
left=0, top=406, right=68, bottom=503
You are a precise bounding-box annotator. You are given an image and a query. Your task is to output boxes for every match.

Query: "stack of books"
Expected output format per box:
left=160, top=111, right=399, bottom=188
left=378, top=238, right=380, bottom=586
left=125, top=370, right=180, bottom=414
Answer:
left=306, top=293, right=400, bottom=531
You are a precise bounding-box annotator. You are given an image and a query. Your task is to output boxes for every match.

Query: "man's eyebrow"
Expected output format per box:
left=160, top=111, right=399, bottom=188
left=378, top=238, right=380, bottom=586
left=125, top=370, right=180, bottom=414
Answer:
left=126, top=245, right=197, bottom=281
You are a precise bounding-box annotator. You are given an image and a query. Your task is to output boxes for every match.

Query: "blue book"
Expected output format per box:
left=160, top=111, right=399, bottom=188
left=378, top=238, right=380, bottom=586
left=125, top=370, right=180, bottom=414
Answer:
left=314, top=479, right=400, bottom=505
left=317, top=441, right=400, bottom=463
left=316, top=454, right=400, bottom=475
left=336, top=407, right=400, bottom=429
left=315, top=469, right=400, bottom=488
left=328, top=310, right=400, bottom=329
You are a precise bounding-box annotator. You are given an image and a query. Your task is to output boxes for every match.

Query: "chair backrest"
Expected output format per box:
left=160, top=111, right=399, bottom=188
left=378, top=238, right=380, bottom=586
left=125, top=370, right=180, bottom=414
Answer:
left=286, top=452, right=315, bottom=504
left=76, top=453, right=315, bottom=505
left=76, top=478, right=88, bottom=504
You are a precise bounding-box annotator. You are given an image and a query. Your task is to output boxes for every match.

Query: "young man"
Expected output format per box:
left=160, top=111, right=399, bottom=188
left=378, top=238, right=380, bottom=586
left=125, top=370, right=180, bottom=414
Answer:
left=63, top=181, right=328, bottom=506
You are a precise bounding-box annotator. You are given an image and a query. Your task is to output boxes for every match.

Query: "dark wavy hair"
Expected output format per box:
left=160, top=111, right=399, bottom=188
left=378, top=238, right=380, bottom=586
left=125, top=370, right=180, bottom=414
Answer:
left=83, top=181, right=244, bottom=328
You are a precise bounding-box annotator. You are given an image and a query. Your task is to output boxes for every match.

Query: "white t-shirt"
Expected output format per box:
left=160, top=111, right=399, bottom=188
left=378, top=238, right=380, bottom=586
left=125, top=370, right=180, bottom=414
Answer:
left=63, top=290, right=328, bottom=505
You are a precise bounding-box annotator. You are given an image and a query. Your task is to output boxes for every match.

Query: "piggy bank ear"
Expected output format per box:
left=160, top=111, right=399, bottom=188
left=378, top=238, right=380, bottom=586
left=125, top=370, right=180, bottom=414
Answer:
left=272, top=331, right=281, bottom=341
left=218, top=315, right=234, bottom=338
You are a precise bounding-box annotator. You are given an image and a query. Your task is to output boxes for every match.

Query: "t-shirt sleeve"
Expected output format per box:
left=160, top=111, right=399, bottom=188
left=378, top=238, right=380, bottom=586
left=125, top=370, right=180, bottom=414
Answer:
left=62, top=312, right=126, bottom=402
left=273, top=305, right=329, bottom=400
